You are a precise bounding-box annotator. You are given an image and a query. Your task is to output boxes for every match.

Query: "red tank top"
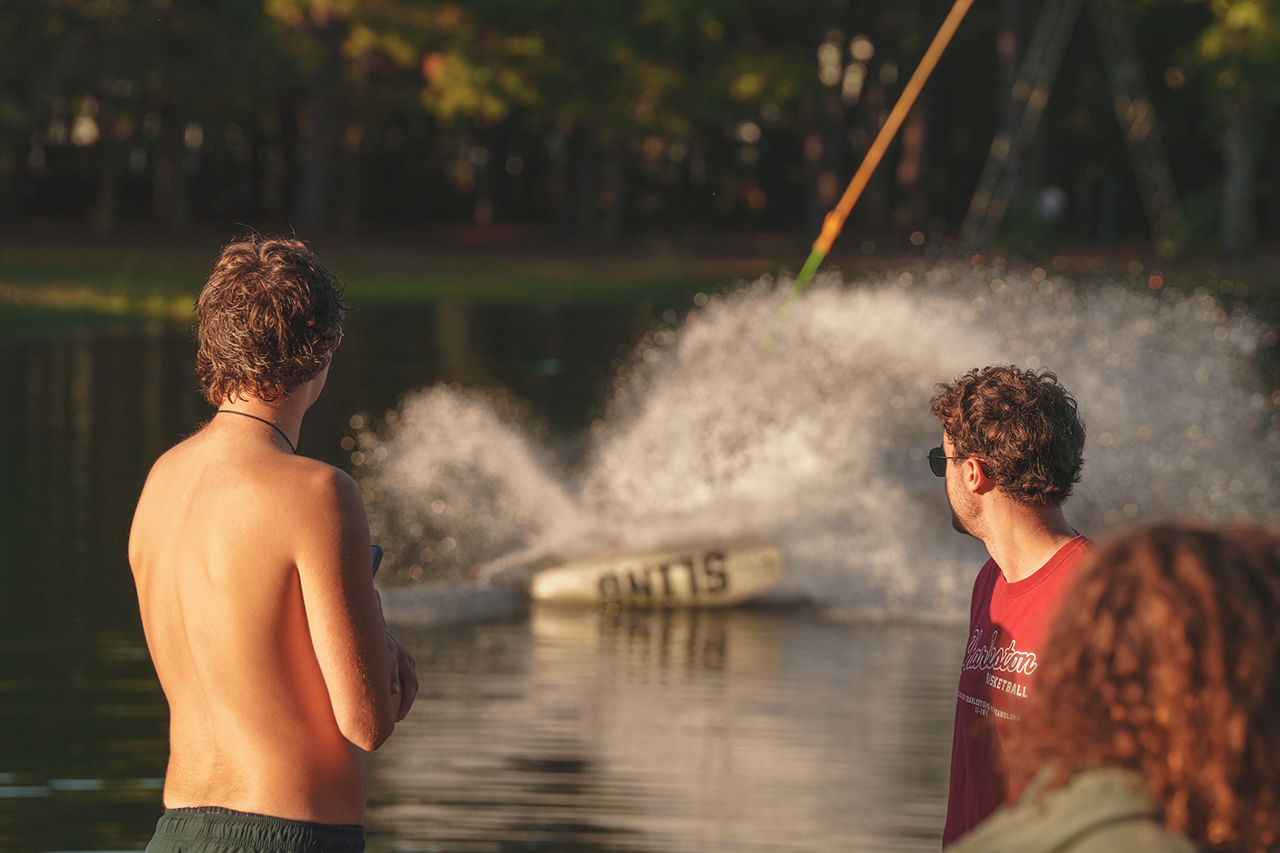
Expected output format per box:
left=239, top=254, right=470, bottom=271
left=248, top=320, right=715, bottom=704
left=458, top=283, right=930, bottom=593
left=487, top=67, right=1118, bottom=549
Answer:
left=942, top=535, right=1092, bottom=847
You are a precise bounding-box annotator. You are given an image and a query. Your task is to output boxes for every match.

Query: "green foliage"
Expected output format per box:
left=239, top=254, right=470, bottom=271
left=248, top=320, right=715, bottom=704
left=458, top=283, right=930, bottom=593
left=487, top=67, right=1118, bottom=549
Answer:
left=1144, top=0, right=1280, bottom=106
left=2, top=0, right=282, bottom=147
left=3, top=0, right=1278, bottom=250
left=1198, top=0, right=1280, bottom=89
left=401, top=0, right=814, bottom=145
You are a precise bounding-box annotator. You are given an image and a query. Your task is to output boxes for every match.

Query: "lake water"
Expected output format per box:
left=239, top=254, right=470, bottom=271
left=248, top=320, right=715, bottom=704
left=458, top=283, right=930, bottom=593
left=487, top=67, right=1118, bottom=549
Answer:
left=6, top=259, right=1268, bottom=852
left=0, top=306, right=964, bottom=852
left=371, top=610, right=959, bottom=853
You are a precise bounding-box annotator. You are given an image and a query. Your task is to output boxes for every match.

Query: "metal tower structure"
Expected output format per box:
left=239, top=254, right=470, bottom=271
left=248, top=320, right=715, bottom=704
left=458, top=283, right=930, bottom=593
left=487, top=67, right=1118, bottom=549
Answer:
left=959, top=0, right=1182, bottom=256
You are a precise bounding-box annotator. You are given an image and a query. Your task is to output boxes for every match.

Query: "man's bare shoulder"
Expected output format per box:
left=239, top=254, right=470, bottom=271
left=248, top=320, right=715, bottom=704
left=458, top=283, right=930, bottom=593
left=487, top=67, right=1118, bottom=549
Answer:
left=132, top=436, right=367, bottom=574
left=285, top=458, right=364, bottom=517
left=238, top=455, right=367, bottom=550
left=229, top=454, right=363, bottom=532
left=137, top=432, right=360, bottom=525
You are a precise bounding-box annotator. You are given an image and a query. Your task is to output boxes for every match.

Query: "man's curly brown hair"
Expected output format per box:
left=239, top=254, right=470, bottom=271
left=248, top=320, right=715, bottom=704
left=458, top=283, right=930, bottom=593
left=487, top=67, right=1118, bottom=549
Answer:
left=195, top=236, right=346, bottom=405
left=1008, top=523, right=1280, bottom=852
left=929, top=366, right=1085, bottom=506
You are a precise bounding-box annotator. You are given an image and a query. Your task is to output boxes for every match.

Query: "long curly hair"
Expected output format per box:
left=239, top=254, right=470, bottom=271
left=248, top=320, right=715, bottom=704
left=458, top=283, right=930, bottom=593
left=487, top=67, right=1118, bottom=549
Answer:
left=929, top=366, right=1085, bottom=506
left=1007, top=523, right=1280, bottom=852
left=196, top=236, right=346, bottom=405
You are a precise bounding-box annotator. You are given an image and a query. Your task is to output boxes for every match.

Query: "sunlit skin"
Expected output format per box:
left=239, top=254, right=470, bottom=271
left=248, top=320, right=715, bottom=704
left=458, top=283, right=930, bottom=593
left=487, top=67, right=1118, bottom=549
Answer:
left=942, top=433, right=1077, bottom=584
left=128, top=362, right=417, bottom=825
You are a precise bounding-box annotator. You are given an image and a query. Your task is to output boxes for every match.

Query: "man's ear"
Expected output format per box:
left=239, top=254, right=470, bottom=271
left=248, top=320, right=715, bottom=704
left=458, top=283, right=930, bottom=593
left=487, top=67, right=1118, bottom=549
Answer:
left=968, top=459, right=996, bottom=494
left=962, top=458, right=988, bottom=491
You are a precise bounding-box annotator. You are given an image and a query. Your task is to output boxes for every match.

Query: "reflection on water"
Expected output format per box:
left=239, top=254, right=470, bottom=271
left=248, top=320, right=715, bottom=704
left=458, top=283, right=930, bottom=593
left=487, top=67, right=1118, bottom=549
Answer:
left=8, top=306, right=971, bottom=853
left=371, top=608, right=961, bottom=852
left=0, top=327, right=183, bottom=853
left=0, top=635, right=167, bottom=852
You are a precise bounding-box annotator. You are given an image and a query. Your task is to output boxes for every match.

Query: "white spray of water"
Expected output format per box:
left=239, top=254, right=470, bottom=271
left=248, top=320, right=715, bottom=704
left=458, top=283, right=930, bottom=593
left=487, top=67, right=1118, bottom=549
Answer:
left=357, top=263, right=1278, bottom=616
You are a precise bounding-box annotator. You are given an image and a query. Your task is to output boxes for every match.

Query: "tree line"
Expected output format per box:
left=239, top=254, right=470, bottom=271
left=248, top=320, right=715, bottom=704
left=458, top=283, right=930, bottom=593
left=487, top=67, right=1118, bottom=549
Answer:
left=0, top=0, right=1275, bottom=255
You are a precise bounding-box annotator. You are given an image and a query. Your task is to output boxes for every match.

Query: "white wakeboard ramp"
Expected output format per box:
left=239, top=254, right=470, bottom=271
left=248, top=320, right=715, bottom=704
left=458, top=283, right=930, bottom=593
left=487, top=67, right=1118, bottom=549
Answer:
left=530, top=542, right=785, bottom=608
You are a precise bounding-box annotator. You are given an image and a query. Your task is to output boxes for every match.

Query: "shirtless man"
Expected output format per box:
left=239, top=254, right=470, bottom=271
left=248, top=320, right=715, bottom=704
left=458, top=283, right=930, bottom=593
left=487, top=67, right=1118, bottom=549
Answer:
left=928, top=366, right=1090, bottom=847
left=129, top=237, right=417, bottom=853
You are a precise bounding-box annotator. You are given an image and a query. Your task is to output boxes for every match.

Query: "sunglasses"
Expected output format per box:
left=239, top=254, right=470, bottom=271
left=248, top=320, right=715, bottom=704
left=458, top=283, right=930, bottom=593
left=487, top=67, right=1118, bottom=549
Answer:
left=927, top=446, right=963, bottom=477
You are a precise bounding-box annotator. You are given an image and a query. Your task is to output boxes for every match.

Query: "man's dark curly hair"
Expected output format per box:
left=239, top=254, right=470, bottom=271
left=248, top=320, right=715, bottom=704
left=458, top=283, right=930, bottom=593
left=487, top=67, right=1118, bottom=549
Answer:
left=196, top=236, right=346, bottom=405
left=1008, top=523, right=1280, bottom=852
left=929, top=365, right=1085, bottom=506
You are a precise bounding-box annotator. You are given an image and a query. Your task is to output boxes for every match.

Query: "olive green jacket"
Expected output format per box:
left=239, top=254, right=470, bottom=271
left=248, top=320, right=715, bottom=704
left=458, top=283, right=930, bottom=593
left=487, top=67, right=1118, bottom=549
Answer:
left=946, top=767, right=1198, bottom=853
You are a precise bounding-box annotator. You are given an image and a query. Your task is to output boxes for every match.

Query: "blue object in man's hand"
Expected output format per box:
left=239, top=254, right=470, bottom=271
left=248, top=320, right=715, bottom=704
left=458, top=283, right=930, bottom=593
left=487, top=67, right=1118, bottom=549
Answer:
left=371, top=544, right=384, bottom=577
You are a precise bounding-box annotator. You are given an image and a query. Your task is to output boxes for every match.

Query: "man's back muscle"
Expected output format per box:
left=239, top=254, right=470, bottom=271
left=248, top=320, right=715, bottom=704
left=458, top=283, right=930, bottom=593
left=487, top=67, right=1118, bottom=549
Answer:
left=129, top=425, right=392, bottom=825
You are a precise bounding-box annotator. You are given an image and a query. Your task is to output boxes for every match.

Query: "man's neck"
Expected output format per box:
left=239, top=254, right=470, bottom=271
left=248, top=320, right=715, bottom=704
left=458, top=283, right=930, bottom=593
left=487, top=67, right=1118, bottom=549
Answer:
left=980, top=501, right=1077, bottom=584
left=216, top=395, right=306, bottom=452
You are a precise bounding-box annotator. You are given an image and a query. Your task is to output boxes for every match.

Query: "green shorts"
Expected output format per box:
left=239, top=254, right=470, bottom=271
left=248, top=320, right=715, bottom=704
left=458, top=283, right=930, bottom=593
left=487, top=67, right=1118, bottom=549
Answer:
left=145, top=807, right=365, bottom=853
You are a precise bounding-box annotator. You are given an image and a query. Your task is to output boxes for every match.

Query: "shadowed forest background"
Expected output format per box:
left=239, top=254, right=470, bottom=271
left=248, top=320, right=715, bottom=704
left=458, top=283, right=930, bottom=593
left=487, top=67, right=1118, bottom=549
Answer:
left=1, top=0, right=1277, bottom=258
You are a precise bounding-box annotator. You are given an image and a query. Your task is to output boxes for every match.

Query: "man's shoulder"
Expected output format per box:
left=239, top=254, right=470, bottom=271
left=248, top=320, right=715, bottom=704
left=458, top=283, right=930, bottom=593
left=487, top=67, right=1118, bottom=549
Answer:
left=970, top=558, right=1002, bottom=594
left=1046, top=534, right=1094, bottom=577
left=144, top=430, right=203, bottom=476
left=276, top=457, right=361, bottom=508
left=144, top=435, right=356, bottom=512
left=966, top=558, right=1002, bottom=621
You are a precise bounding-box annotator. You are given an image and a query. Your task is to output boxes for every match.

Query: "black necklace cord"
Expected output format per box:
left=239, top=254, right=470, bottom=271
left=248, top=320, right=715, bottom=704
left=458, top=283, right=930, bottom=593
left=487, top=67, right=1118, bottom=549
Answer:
left=215, top=409, right=297, bottom=455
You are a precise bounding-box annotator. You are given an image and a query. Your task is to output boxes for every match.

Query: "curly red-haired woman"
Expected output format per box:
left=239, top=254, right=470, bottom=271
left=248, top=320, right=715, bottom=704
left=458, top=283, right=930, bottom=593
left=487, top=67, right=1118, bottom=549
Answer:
left=949, top=523, right=1280, bottom=852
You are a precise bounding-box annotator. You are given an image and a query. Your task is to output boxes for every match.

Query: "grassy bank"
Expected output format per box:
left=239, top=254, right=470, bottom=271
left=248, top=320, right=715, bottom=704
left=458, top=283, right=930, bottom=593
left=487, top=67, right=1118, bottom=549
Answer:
left=0, top=233, right=792, bottom=323
left=2, top=230, right=1278, bottom=329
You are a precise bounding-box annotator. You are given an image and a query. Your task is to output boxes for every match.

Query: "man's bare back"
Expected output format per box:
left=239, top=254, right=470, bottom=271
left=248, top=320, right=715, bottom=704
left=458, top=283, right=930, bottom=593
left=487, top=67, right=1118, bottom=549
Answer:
left=129, top=238, right=415, bottom=838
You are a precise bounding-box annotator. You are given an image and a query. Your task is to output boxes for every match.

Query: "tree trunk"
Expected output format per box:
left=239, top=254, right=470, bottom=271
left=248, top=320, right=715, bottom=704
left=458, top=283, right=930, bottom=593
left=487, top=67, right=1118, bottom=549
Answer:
left=95, top=103, right=120, bottom=237
left=820, top=87, right=845, bottom=222
left=862, top=81, right=889, bottom=237
left=474, top=133, right=494, bottom=226
left=1, top=139, right=19, bottom=238
left=340, top=123, right=362, bottom=233
left=1271, top=115, right=1280, bottom=239
left=1073, top=162, right=1099, bottom=240
left=998, top=0, right=1021, bottom=189
left=602, top=142, right=629, bottom=242
left=260, top=109, right=286, bottom=215
left=552, top=123, right=573, bottom=237
left=893, top=97, right=930, bottom=238
left=153, top=156, right=176, bottom=229
left=95, top=151, right=120, bottom=236
left=295, top=21, right=344, bottom=237
left=806, top=4, right=845, bottom=240
left=573, top=135, right=597, bottom=237
left=1220, top=96, right=1256, bottom=258
left=153, top=107, right=191, bottom=234
left=807, top=79, right=844, bottom=237
left=554, top=124, right=596, bottom=238
left=806, top=93, right=845, bottom=239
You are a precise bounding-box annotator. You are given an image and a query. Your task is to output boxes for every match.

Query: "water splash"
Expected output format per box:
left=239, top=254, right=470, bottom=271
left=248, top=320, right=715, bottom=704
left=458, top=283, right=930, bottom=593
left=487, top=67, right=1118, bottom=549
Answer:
left=357, top=263, right=1278, bottom=617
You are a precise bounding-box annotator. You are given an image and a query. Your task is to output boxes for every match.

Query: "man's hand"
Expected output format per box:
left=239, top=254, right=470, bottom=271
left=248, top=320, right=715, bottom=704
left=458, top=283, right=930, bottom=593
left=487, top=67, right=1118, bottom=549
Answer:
left=385, top=630, right=418, bottom=723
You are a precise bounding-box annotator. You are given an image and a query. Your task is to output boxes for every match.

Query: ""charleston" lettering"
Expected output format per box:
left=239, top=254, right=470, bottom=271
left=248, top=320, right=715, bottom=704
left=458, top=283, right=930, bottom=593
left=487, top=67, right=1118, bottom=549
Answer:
left=961, top=629, right=1038, bottom=676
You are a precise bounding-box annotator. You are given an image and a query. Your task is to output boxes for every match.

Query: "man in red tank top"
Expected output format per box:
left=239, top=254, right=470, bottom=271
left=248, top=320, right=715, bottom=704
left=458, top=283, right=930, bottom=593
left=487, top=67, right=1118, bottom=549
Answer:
left=928, top=366, right=1091, bottom=847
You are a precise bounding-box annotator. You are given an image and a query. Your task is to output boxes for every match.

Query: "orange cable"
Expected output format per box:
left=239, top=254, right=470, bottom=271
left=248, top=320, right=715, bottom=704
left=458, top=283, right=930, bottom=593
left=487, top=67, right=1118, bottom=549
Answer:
left=812, top=0, right=978, bottom=256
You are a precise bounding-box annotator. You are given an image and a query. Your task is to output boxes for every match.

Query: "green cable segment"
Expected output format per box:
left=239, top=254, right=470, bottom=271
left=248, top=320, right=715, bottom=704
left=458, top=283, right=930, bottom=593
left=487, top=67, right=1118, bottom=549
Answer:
left=792, top=249, right=826, bottom=299
left=761, top=247, right=826, bottom=350
left=759, top=0, right=976, bottom=351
